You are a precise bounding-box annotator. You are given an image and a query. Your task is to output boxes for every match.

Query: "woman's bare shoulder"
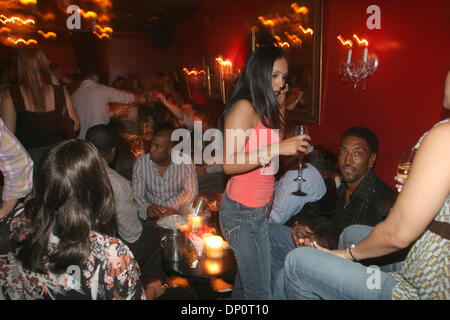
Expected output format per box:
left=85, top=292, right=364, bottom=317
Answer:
left=226, top=99, right=259, bottom=128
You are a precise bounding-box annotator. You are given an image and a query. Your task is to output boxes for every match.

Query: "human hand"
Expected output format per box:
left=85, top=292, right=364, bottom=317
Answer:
left=394, top=176, right=406, bottom=192
left=279, top=134, right=311, bottom=156
left=291, top=222, right=314, bottom=247
left=277, top=83, right=289, bottom=104
left=0, top=199, right=18, bottom=219
left=311, top=242, right=351, bottom=261
left=146, top=205, right=176, bottom=219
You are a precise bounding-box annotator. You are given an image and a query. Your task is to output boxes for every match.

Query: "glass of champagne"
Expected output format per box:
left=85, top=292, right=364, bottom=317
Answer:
left=292, top=124, right=309, bottom=196
left=397, top=147, right=416, bottom=183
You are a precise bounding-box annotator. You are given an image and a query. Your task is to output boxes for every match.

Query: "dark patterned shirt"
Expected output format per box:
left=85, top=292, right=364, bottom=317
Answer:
left=308, top=169, right=395, bottom=249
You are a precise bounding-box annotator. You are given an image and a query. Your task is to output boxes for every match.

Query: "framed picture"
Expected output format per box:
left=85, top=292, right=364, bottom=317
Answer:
left=252, top=0, right=323, bottom=125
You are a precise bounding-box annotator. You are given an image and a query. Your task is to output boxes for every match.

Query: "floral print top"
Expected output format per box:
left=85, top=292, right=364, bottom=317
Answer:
left=0, top=208, right=146, bottom=300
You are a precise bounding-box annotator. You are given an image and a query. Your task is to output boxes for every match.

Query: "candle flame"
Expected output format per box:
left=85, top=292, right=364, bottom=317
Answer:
left=258, top=16, right=275, bottom=27
left=37, top=30, right=57, bottom=39
left=353, top=34, right=369, bottom=47
left=0, top=15, right=35, bottom=25
left=41, top=12, right=55, bottom=22
left=299, top=25, right=313, bottom=35
left=92, top=0, right=113, bottom=8
left=274, top=35, right=290, bottom=48
left=337, top=35, right=353, bottom=47
left=8, top=37, right=38, bottom=45
left=284, top=32, right=302, bottom=46
left=78, top=9, right=98, bottom=19
left=19, top=0, right=37, bottom=4
left=291, top=3, right=309, bottom=14
left=183, top=67, right=206, bottom=76
left=93, top=31, right=110, bottom=39
left=95, top=25, right=113, bottom=34
left=0, top=27, right=11, bottom=34
left=215, top=57, right=232, bottom=67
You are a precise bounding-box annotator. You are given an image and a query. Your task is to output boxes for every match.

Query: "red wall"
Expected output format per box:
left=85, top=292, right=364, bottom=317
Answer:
left=175, top=0, right=450, bottom=188
left=313, top=0, right=450, bottom=187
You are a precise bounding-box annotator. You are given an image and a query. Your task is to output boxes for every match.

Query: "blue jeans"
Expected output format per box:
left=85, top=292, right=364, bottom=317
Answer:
left=284, top=247, right=396, bottom=299
left=338, top=225, right=402, bottom=273
left=271, top=224, right=402, bottom=299
left=269, top=223, right=295, bottom=299
left=219, top=193, right=272, bottom=300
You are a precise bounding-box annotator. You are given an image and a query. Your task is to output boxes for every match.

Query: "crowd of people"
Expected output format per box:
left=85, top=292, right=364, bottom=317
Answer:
left=0, top=45, right=448, bottom=300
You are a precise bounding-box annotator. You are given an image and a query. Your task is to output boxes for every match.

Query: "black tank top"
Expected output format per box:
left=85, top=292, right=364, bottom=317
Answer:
left=9, top=85, right=69, bottom=149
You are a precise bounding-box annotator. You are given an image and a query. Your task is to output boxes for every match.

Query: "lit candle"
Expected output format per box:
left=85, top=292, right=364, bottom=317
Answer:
left=188, top=214, right=202, bottom=231
left=347, top=48, right=352, bottom=64
left=204, top=235, right=224, bottom=259
left=204, top=259, right=222, bottom=274
left=352, top=34, right=369, bottom=63
left=337, top=35, right=353, bottom=65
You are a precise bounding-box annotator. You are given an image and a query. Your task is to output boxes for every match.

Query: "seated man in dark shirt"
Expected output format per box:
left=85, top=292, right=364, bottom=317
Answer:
left=270, top=127, right=395, bottom=299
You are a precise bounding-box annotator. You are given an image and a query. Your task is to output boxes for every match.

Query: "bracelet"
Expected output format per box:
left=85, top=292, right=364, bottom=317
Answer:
left=349, top=244, right=360, bottom=263
left=258, top=146, right=271, bottom=166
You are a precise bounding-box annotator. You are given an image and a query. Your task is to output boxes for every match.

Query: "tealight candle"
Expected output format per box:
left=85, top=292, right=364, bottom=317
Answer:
left=188, top=215, right=202, bottom=231
left=204, top=235, right=224, bottom=259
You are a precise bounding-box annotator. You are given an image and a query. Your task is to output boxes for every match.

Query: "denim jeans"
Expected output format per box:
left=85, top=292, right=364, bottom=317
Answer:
left=284, top=246, right=397, bottom=300
left=338, top=225, right=402, bottom=273
left=219, top=193, right=272, bottom=300
left=269, top=222, right=295, bottom=299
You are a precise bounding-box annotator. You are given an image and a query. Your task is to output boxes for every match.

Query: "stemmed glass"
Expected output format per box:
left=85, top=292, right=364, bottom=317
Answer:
left=292, top=124, right=309, bottom=196
left=396, top=147, right=416, bottom=191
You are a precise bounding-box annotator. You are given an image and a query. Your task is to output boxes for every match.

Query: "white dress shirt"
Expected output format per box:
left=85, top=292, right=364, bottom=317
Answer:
left=71, top=79, right=135, bottom=139
left=132, top=153, right=198, bottom=220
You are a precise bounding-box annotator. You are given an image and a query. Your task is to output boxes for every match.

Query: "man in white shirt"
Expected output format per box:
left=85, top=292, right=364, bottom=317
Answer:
left=132, top=124, right=198, bottom=221
left=269, top=165, right=327, bottom=225
left=71, top=65, right=144, bottom=139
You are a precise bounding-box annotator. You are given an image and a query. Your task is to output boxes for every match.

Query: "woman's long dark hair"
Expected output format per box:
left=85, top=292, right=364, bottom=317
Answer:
left=219, top=44, right=288, bottom=131
left=14, top=139, right=115, bottom=274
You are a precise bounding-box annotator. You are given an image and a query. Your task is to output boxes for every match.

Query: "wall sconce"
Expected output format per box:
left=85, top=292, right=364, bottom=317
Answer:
left=337, top=34, right=378, bottom=90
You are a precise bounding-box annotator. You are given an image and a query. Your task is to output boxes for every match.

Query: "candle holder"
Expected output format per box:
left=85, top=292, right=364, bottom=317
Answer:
left=339, top=55, right=379, bottom=90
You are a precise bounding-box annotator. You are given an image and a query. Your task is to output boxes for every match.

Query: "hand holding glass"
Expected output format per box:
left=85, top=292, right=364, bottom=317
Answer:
left=396, top=147, right=416, bottom=192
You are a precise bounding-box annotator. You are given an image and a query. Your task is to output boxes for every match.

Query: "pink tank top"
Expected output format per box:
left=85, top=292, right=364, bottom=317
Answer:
left=226, top=119, right=280, bottom=208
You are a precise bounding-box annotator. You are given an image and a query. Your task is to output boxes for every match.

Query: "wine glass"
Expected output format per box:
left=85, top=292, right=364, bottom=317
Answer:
left=396, top=147, right=416, bottom=191
left=292, top=124, right=309, bottom=196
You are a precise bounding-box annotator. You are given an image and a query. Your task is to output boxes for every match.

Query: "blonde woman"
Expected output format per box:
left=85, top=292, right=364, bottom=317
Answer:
left=0, top=48, right=79, bottom=164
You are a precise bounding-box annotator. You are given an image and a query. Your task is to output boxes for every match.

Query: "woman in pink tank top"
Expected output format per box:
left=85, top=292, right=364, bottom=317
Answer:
left=218, top=44, right=311, bottom=299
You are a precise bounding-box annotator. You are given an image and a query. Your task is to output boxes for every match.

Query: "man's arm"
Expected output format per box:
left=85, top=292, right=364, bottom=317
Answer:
left=0, top=119, right=33, bottom=218
left=103, top=85, right=138, bottom=105
left=131, top=156, right=152, bottom=220
left=107, top=168, right=142, bottom=244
